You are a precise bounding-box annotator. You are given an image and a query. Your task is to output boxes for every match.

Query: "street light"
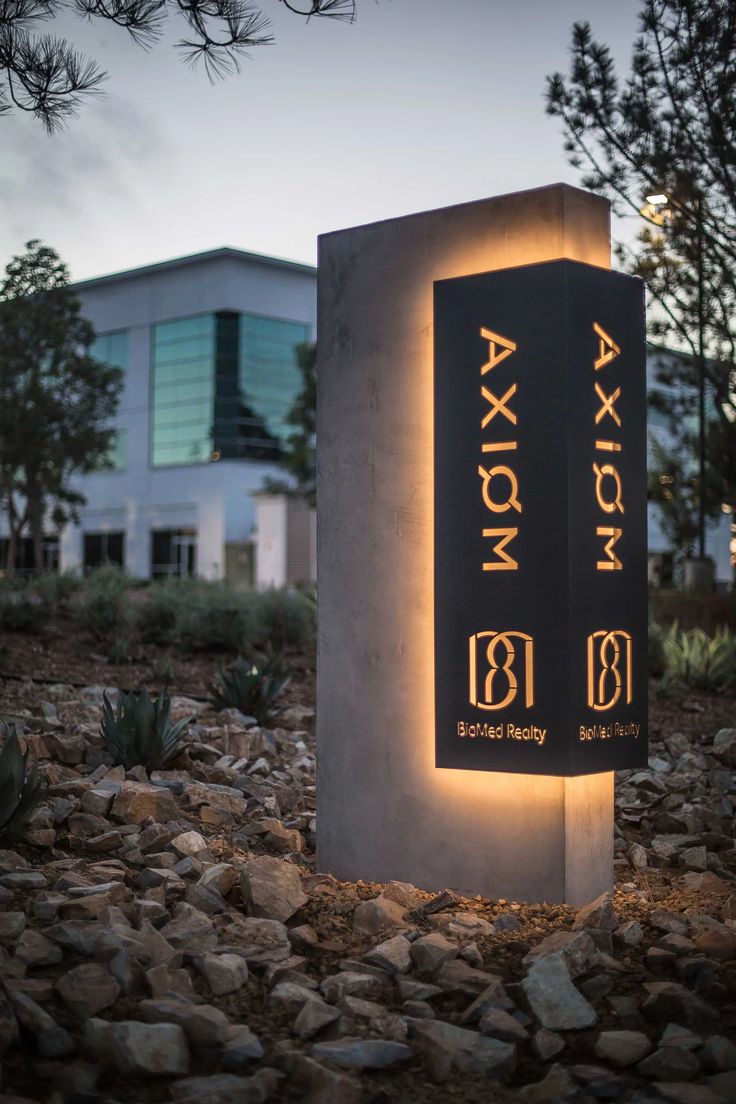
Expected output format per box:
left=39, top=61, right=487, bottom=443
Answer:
left=641, top=189, right=708, bottom=567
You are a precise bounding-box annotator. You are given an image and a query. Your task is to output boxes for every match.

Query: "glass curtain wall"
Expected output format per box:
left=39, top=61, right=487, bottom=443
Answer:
left=151, top=312, right=309, bottom=467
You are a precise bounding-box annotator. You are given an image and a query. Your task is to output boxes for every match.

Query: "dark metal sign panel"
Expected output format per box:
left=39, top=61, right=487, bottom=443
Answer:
left=434, top=259, right=647, bottom=776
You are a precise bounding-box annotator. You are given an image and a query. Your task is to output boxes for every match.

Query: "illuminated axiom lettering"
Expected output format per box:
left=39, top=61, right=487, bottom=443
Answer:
left=478, top=327, right=521, bottom=568
left=594, top=383, right=621, bottom=427
left=593, top=322, right=620, bottom=371
left=481, top=383, right=517, bottom=426
left=482, top=527, right=519, bottom=571
left=593, top=463, right=624, bottom=514
left=480, top=328, right=517, bottom=374
left=469, top=631, right=534, bottom=710
left=596, top=527, right=623, bottom=571
left=478, top=465, right=521, bottom=513
left=592, top=322, right=624, bottom=568
left=587, top=630, right=632, bottom=710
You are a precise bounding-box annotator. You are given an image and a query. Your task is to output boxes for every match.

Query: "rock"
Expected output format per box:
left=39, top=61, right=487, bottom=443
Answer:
left=110, top=781, right=179, bottom=824
left=446, top=912, right=496, bottom=938
left=614, top=920, right=644, bottom=947
left=641, top=981, right=718, bottom=1028
left=521, top=953, right=597, bottom=1030
left=518, top=1064, right=577, bottom=1103
left=6, top=990, right=74, bottom=1058
left=225, top=917, right=291, bottom=964
left=0, top=912, right=25, bottom=945
left=86, top=1017, right=189, bottom=1075
left=146, top=963, right=196, bottom=1000
left=701, top=1035, right=736, bottom=1073
left=0, top=871, right=47, bottom=890
left=220, top=1026, right=265, bottom=1071
left=241, top=856, right=307, bottom=922
left=56, top=963, right=120, bottom=1018
left=523, top=929, right=599, bottom=978
left=170, top=830, right=209, bottom=857
left=193, top=952, right=249, bottom=996
left=409, top=932, right=458, bottom=974
left=595, top=1030, right=652, bottom=1067
left=693, top=926, right=736, bottom=961
left=712, top=728, right=736, bottom=766
left=320, top=972, right=383, bottom=1003
left=650, top=909, right=689, bottom=936
left=352, top=894, right=406, bottom=935
left=294, top=1000, right=341, bottom=1040
left=293, top=1056, right=362, bottom=1104
left=270, top=981, right=322, bottom=1014
left=479, top=1006, right=529, bottom=1043
left=381, top=880, right=424, bottom=909
left=411, top=1019, right=516, bottom=1081
left=532, top=1028, right=565, bottom=1060
left=363, top=934, right=412, bottom=974
left=140, top=998, right=231, bottom=1048
left=168, top=1071, right=283, bottom=1103
left=572, top=892, right=618, bottom=931
left=14, top=927, right=62, bottom=962
left=637, top=1045, right=699, bottom=1081
left=311, top=1038, right=412, bottom=1070
left=159, top=902, right=217, bottom=952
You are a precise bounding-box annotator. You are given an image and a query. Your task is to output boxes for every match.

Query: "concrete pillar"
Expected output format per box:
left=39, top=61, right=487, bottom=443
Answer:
left=317, top=184, right=615, bottom=905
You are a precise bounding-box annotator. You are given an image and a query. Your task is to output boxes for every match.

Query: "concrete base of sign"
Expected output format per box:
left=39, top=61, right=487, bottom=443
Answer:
left=317, top=184, right=615, bottom=905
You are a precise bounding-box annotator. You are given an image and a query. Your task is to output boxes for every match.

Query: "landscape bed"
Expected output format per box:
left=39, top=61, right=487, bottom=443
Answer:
left=0, top=629, right=734, bottom=1103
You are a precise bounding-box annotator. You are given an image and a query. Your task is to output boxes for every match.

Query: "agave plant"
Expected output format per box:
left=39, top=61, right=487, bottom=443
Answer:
left=101, top=687, right=193, bottom=770
left=662, top=623, right=736, bottom=692
left=210, top=654, right=291, bottom=723
left=0, top=723, right=46, bottom=845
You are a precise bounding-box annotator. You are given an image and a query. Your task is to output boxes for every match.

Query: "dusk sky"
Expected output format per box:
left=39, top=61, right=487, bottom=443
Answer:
left=3, top=0, right=643, bottom=282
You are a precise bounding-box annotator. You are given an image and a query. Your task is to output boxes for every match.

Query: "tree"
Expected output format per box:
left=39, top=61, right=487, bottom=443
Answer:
left=0, top=239, right=124, bottom=574
left=546, top=1, right=736, bottom=555
left=280, top=340, right=316, bottom=504
left=1, top=0, right=356, bottom=132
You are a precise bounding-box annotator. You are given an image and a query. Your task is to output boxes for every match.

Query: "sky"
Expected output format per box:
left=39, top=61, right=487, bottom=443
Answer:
left=2, top=0, right=644, bottom=282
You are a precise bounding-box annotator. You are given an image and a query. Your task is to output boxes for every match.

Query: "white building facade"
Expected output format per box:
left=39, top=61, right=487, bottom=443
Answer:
left=60, top=248, right=316, bottom=582
left=1, top=246, right=731, bottom=587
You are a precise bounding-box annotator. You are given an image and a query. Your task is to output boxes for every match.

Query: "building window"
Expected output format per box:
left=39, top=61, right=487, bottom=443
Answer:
left=91, top=330, right=128, bottom=371
left=151, top=529, right=197, bottom=579
left=150, top=311, right=310, bottom=467
left=239, top=314, right=309, bottom=451
left=0, top=536, right=59, bottom=576
left=151, top=314, right=216, bottom=467
left=84, top=532, right=125, bottom=572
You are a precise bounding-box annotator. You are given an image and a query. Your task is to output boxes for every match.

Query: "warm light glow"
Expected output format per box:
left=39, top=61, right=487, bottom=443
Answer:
left=469, top=631, right=534, bottom=709
left=596, top=526, right=623, bottom=571
left=594, top=382, right=622, bottom=427
left=593, top=462, right=624, bottom=514
left=593, top=322, right=620, bottom=371
left=480, top=327, right=517, bottom=373
left=646, top=193, right=669, bottom=206
left=482, top=527, right=519, bottom=571
left=587, top=630, right=632, bottom=710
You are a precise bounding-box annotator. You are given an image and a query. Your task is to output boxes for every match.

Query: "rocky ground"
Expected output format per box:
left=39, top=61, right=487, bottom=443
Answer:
left=0, top=666, right=734, bottom=1104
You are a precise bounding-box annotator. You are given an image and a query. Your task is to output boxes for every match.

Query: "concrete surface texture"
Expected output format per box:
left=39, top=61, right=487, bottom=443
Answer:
left=317, top=184, right=615, bottom=904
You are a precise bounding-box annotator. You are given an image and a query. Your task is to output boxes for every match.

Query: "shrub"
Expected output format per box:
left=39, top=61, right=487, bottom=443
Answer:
left=210, top=653, right=291, bottom=723
left=251, top=588, right=315, bottom=650
left=0, top=723, right=46, bottom=844
left=648, top=616, right=666, bottom=679
left=30, top=570, right=80, bottom=612
left=101, top=687, right=193, bottom=770
left=135, top=581, right=186, bottom=647
left=74, top=566, right=133, bottom=643
left=181, top=586, right=257, bottom=652
left=0, top=587, right=51, bottom=633
left=662, top=624, right=736, bottom=692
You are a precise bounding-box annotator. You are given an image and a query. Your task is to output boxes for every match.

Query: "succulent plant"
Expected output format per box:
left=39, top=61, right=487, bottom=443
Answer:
left=662, top=624, right=736, bottom=692
left=209, top=654, right=291, bottom=723
left=0, top=722, right=46, bottom=845
left=101, top=687, right=193, bottom=770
